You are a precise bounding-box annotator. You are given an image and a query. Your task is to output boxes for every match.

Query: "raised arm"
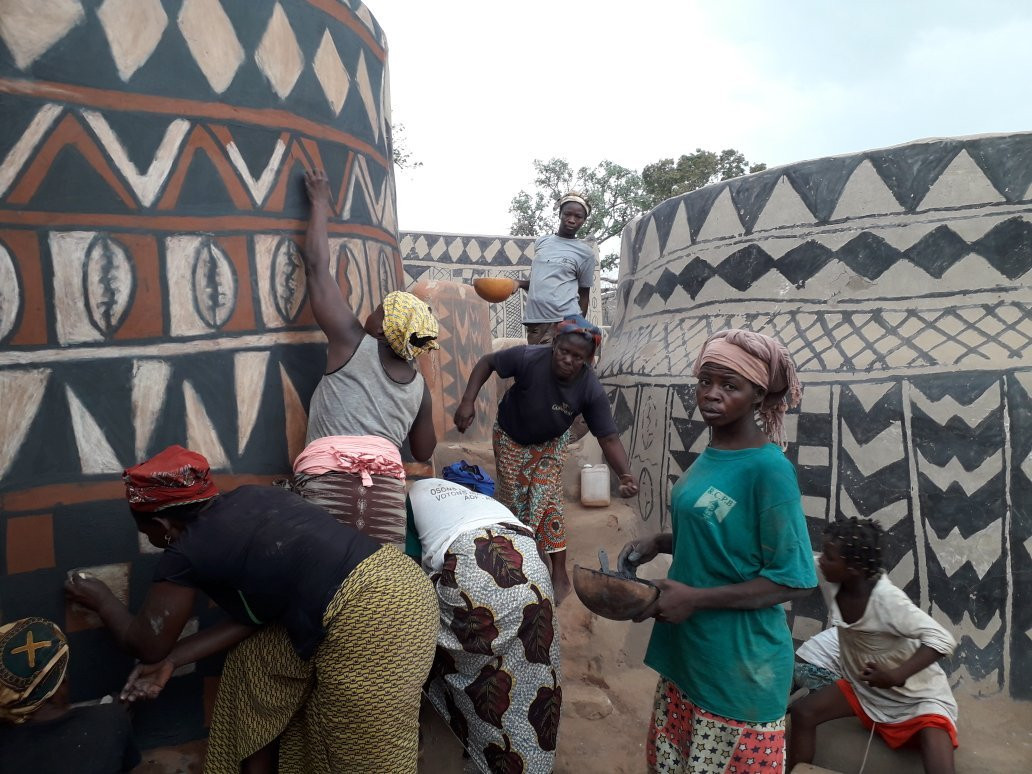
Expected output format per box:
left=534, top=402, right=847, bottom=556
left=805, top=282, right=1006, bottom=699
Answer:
left=453, top=352, right=498, bottom=432
left=302, top=169, right=365, bottom=369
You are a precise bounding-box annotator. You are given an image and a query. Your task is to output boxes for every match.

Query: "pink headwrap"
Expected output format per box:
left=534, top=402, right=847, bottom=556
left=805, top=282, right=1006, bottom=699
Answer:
left=691, top=329, right=802, bottom=448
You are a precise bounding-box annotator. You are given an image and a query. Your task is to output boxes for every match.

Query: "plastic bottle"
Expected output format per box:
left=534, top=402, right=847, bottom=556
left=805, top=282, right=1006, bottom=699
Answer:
left=580, top=464, right=611, bottom=507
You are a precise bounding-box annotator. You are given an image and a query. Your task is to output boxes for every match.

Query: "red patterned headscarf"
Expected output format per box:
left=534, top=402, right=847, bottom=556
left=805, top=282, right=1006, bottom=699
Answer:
left=123, top=445, right=218, bottom=512
left=554, top=314, right=602, bottom=354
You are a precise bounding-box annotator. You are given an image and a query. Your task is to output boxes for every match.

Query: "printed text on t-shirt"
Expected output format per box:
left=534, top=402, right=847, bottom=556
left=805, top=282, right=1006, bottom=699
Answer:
left=693, top=487, right=736, bottom=522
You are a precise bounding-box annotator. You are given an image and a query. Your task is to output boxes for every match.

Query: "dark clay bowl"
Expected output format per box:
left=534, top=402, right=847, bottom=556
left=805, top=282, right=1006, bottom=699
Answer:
left=572, top=565, right=659, bottom=621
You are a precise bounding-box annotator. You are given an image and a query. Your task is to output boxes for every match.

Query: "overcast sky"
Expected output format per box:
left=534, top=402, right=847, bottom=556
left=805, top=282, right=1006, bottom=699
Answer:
left=372, top=1, right=1032, bottom=237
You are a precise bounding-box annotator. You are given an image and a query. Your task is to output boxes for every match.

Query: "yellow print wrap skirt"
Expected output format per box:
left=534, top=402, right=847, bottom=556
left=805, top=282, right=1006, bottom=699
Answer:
left=204, top=545, right=437, bottom=774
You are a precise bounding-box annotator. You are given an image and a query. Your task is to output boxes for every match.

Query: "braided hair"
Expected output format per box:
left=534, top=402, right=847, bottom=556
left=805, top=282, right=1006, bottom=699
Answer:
left=825, top=517, right=884, bottom=578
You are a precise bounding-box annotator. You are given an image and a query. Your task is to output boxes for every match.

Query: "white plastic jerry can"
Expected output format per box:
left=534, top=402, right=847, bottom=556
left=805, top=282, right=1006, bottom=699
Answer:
left=580, top=464, right=611, bottom=507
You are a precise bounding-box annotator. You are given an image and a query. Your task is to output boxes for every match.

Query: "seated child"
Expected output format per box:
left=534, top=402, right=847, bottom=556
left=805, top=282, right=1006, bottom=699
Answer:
left=787, top=518, right=959, bottom=774
left=794, top=627, right=842, bottom=693
left=0, top=617, right=140, bottom=773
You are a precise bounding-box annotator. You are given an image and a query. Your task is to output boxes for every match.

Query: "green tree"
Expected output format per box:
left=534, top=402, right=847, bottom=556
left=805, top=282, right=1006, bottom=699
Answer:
left=509, top=150, right=765, bottom=271
left=641, top=149, right=766, bottom=206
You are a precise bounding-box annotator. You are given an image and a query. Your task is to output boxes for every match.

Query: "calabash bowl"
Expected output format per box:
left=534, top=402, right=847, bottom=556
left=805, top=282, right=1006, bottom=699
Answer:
left=572, top=564, right=659, bottom=620
left=473, top=277, right=518, bottom=303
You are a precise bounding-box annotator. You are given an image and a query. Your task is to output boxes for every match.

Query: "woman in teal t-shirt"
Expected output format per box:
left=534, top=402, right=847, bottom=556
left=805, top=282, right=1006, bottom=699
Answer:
left=619, top=329, right=817, bottom=773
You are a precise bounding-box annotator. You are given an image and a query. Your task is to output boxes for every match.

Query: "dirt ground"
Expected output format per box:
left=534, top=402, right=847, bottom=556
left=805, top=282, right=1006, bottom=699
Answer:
left=134, top=438, right=1032, bottom=773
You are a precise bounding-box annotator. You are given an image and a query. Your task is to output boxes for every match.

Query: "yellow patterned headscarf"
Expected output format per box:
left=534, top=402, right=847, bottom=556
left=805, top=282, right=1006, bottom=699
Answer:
left=381, top=291, right=440, bottom=361
left=1, top=618, right=69, bottom=724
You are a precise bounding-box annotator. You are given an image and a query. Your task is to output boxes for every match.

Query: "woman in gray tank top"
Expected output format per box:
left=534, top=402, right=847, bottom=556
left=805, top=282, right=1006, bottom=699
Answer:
left=287, top=170, right=440, bottom=546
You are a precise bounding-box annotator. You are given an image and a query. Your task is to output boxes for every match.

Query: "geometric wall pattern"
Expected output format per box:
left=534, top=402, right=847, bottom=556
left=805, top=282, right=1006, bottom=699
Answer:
left=400, top=231, right=604, bottom=338
left=1, top=0, right=397, bottom=746
left=601, top=132, right=1032, bottom=701
left=411, top=281, right=498, bottom=445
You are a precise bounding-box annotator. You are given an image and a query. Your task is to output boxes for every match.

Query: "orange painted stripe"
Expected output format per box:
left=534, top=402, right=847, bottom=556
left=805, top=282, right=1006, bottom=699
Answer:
left=0, top=78, right=389, bottom=169
left=7, top=113, right=137, bottom=208
left=0, top=211, right=397, bottom=245
left=304, top=0, right=386, bottom=59
left=2, top=474, right=283, bottom=513
left=157, top=125, right=251, bottom=210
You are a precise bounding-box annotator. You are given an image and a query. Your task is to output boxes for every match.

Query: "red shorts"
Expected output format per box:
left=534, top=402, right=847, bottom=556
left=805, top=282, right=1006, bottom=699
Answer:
left=836, top=679, right=958, bottom=749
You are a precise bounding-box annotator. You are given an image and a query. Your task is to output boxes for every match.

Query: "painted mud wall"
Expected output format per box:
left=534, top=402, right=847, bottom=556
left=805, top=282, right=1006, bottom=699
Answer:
left=401, top=230, right=605, bottom=339
left=0, top=0, right=397, bottom=745
left=400, top=232, right=607, bottom=446
left=600, top=133, right=1032, bottom=701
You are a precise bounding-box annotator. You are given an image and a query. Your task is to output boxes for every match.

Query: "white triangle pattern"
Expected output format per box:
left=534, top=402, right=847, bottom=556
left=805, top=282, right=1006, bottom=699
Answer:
left=0, top=104, right=63, bottom=198
left=909, top=383, right=1000, bottom=429
left=0, top=369, right=51, bottom=479
left=695, top=188, right=744, bottom=242
left=848, top=382, right=894, bottom=413
left=279, top=364, right=308, bottom=465
left=224, top=137, right=287, bottom=206
left=354, top=49, right=380, bottom=142
left=343, top=155, right=390, bottom=226
left=918, top=150, right=1006, bottom=210
left=831, top=159, right=904, bottom=220
left=183, top=381, right=230, bottom=469
left=66, top=385, right=123, bottom=473
left=132, top=359, right=171, bottom=459
left=840, top=421, right=904, bottom=478
left=751, top=175, right=817, bottom=232
left=83, top=111, right=191, bottom=207
left=235, top=351, right=271, bottom=454
left=916, top=449, right=1002, bottom=497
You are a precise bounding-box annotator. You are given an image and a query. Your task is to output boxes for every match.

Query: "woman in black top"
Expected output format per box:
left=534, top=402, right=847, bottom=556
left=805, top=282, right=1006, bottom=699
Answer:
left=453, top=314, right=640, bottom=604
left=65, top=445, right=437, bottom=774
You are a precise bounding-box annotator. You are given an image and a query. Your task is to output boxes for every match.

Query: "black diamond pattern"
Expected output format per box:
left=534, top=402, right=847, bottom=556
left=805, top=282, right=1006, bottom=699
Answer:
left=904, top=225, right=970, bottom=278
left=629, top=218, right=1032, bottom=308
left=776, top=241, right=835, bottom=286
left=677, top=258, right=716, bottom=299
left=716, top=244, right=776, bottom=291
left=654, top=268, right=680, bottom=301
left=837, top=232, right=903, bottom=280
left=972, top=217, right=1032, bottom=280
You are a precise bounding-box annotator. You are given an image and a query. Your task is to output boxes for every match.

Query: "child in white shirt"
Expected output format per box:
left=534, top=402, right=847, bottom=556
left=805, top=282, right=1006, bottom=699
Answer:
left=787, top=517, right=958, bottom=773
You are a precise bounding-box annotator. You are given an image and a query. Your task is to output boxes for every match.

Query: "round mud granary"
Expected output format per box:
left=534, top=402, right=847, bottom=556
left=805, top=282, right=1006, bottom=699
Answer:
left=0, top=0, right=398, bottom=745
left=601, top=133, right=1032, bottom=702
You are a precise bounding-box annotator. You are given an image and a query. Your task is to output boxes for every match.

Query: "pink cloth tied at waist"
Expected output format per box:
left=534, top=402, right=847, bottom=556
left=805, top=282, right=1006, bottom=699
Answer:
left=293, top=435, right=405, bottom=487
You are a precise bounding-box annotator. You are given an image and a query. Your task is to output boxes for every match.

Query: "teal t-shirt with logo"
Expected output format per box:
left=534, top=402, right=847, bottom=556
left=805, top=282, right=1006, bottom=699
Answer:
left=644, top=444, right=817, bottom=723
